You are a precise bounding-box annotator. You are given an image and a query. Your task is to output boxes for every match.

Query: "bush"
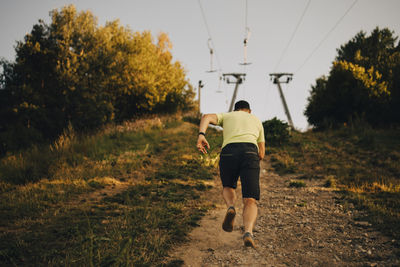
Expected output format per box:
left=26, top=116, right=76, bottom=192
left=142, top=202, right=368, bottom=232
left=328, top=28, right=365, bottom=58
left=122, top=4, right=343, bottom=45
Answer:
left=262, top=117, right=290, bottom=146
left=289, top=180, right=306, bottom=188
left=324, top=176, right=336, bottom=188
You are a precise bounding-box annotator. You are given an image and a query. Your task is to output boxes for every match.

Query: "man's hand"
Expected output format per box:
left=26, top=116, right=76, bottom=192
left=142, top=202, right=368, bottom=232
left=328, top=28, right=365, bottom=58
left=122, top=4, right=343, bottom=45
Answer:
left=197, top=135, right=210, bottom=154
left=197, top=113, right=217, bottom=154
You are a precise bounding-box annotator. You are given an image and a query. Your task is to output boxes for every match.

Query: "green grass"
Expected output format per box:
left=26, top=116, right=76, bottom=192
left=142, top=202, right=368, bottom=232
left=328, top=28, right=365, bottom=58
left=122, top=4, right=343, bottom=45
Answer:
left=296, top=201, right=307, bottom=207
left=268, top=126, right=400, bottom=240
left=0, top=114, right=223, bottom=266
left=270, top=152, right=296, bottom=175
left=324, top=175, right=337, bottom=188
left=289, top=180, right=306, bottom=188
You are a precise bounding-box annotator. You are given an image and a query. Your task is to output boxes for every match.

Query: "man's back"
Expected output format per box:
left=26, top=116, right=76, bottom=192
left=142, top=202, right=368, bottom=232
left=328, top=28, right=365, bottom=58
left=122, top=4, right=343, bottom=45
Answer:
left=217, top=111, right=264, bottom=149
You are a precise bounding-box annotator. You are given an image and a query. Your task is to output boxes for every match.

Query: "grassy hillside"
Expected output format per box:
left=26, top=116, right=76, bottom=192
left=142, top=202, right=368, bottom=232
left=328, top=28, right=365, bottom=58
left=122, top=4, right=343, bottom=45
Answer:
left=2, top=113, right=399, bottom=265
left=268, top=126, right=400, bottom=240
left=0, top=115, right=222, bottom=266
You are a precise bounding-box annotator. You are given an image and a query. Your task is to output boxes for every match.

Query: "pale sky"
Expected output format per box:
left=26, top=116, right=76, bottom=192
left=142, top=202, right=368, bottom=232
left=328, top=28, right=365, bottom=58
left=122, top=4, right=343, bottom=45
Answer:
left=1, top=0, right=399, bottom=130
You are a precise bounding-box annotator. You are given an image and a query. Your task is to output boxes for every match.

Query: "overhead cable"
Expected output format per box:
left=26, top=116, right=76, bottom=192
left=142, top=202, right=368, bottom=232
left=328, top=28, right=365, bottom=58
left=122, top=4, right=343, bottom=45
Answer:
left=245, top=0, right=249, bottom=35
left=240, top=0, right=251, bottom=66
left=273, top=0, right=312, bottom=72
left=197, top=0, right=222, bottom=72
left=241, top=0, right=251, bottom=98
left=295, top=0, right=358, bottom=73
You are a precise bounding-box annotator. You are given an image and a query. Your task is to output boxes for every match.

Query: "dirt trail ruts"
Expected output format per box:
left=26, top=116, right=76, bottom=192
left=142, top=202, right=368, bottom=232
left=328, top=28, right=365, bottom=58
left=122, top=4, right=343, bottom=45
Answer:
left=170, top=160, right=400, bottom=266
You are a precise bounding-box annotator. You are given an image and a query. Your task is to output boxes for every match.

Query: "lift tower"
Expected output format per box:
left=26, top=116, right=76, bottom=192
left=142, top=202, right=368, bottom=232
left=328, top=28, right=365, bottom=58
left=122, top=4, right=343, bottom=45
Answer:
left=269, top=73, right=294, bottom=129
left=223, top=73, right=246, bottom=112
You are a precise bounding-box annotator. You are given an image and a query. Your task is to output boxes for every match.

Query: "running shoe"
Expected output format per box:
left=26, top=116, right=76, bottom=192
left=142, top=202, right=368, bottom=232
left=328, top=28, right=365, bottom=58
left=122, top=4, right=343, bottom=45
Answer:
left=222, top=206, right=236, bottom=232
left=243, top=232, right=256, bottom=248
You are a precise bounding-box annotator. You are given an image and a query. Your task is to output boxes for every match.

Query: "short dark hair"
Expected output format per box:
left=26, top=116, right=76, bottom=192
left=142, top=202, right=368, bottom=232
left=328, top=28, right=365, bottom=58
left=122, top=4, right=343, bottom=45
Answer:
left=234, top=100, right=250, bottom=111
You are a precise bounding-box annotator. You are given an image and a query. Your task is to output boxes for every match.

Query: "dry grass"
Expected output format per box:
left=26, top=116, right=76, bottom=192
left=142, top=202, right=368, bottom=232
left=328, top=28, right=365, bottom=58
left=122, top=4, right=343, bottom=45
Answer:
left=268, top=127, right=400, bottom=239
left=0, top=115, right=222, bottom=266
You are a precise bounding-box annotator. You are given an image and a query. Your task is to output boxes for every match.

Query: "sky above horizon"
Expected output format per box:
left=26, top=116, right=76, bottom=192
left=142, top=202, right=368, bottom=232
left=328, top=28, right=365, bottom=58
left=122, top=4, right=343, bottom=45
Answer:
left=1, top=0, right=399, bottom=130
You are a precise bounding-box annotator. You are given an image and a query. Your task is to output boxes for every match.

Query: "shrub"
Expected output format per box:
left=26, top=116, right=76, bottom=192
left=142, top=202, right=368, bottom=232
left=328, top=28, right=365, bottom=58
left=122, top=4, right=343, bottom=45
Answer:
left=289, top=180, right=306, bottom=188
left=262, top=117, right=290, bottom=146
left=324, top=175, right=337, bottom=188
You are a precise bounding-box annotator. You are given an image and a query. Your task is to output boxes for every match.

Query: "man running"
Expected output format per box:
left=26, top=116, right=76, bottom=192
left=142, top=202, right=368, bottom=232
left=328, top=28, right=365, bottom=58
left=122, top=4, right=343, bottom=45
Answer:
left=196, top=100, right=265, bottom=248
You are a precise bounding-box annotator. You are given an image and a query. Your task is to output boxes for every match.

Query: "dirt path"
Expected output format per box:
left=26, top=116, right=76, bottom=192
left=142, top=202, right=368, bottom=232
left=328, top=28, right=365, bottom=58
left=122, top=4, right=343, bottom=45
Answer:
left=170, top=160, right=400, bottom=266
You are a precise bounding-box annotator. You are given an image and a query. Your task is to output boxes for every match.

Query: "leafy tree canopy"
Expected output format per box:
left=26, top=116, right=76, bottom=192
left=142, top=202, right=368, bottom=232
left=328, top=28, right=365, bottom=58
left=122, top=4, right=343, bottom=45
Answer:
left=305, top=27, right=400, bottom=129
left=0, top=5, right=195, bottom=152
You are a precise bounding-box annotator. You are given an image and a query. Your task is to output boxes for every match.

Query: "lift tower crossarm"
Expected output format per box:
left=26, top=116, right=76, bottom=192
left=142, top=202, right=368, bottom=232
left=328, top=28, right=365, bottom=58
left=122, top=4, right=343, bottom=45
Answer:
left=269, top=73, right=294, bottom=129
left=270, top=73, right=293, bottom=78
left=223, top=73, right=246, bottom=112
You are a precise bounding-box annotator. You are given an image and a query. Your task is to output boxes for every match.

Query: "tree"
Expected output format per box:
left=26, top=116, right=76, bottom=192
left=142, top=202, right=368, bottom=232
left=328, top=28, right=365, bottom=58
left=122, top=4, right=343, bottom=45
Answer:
left=0, top=5, right=194, bottom=153
left=305, top=27, right=400, bottom=128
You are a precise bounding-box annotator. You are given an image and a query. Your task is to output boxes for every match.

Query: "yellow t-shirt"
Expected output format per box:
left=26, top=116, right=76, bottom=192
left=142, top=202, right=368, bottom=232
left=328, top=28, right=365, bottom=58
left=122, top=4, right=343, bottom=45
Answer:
left=216, top=111, right=265, bottom=149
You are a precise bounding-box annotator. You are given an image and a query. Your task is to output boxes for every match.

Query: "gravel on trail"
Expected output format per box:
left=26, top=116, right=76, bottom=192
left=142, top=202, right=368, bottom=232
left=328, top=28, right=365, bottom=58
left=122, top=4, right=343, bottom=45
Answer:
left=169, top=160, right=400, bottom=266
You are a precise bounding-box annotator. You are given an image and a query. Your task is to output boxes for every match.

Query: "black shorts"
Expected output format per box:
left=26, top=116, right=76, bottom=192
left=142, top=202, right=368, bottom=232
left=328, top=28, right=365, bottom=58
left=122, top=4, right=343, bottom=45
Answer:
left=219, top=143, right=260, bottom=200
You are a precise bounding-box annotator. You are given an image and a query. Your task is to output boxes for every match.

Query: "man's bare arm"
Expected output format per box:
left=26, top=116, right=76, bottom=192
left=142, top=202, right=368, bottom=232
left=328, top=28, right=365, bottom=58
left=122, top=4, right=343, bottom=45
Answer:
left=197, top=114, right=218, bottom=154
left=258, top=142, right=265, bottom=160
left=199, top=114, right=218, bottom=133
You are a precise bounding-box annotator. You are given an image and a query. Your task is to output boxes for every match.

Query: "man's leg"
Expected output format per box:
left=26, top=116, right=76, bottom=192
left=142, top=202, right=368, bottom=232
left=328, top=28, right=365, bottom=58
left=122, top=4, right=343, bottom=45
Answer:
left=238, top=144, right=260, bottom=247
left=219, top=144, right=240, bottom=232
left=222, top=186, right=236, bottom=207
left=242, top=198, right=257, bottom=234
left=242, top=197, right=257, bottom=247
left=221, top=187, right=237, bottom=232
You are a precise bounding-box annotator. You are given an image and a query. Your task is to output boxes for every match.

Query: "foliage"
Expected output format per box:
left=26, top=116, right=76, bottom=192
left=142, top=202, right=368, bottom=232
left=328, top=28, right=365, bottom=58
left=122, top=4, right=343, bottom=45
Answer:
left=182, top=114, right=201, bottom=125
left=0, top=5, right=195, bottom=153
left=262, top=117, right=290, bottom=146
left=305, top=27, right=400, bottom=128
left=324, top=175, right=337, bottom=188
left=289, top=180, right=306, bottom=188
left=270, top=151, right=296, bottom=174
